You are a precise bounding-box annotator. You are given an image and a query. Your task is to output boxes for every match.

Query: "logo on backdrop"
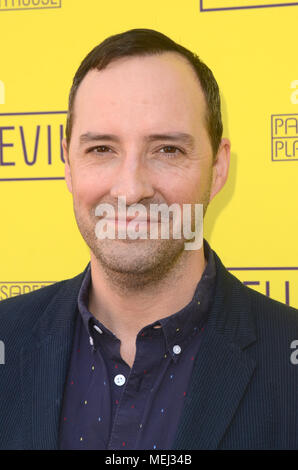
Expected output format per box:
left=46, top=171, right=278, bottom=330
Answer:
left=200, top=0, right=298, bottom=11
left=226, top=266, right=298, bottom=307
left=0, top=111, right=66, bottom=180
left=0, top=0, right=61, bottom=11
left=291, top=80, right=298, bottom=104
left=0, top=282, right=55, bottom=300
left=0, top=81, right=4, bottom=104
left=228, top=266, right=298, bottom=308
left=271, top=113, right=298, bottom=161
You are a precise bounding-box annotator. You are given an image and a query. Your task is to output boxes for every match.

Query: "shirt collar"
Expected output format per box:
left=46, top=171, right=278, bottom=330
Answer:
left=77, top=238, right=216, bottom=362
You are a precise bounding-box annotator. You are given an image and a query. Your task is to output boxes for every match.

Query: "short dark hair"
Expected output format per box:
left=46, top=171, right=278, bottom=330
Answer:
left=65, top=28, right=223, bottom=156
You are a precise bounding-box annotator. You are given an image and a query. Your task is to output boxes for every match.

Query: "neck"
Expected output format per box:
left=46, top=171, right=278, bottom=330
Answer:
left=88, top=247, right=207, bottom=341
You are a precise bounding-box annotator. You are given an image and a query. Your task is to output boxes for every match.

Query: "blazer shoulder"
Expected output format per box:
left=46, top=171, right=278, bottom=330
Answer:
left=0, top=279, right=64, bottom=313
left=0, top=269, right=86, bottom=334
left=227, top=266, right=298, bottom=330
left=213, top=249, right=298, bottom=332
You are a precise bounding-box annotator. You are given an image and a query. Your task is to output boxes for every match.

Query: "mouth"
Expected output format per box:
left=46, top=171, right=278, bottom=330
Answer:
left=104, top=215, right=156, bottom=223
left=103, top=218, right=156, bottom=230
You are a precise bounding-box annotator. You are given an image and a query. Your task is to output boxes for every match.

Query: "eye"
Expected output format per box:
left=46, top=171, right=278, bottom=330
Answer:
left=86, top=145, right=113, bottom=154
left=158, top=146, right=184, bottom=157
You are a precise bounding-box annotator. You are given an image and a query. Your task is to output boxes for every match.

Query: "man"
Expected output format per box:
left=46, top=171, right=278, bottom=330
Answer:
left=0, top=28, right=297, bottom=450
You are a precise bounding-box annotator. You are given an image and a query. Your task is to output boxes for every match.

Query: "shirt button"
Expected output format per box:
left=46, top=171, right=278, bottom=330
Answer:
left=93, top=325, right=103, bottom=334
left=173, top=344, right=181, bottom=355
left=89, top=336, right=94, bottom=346
left=114, top=374, right=126, bottom=386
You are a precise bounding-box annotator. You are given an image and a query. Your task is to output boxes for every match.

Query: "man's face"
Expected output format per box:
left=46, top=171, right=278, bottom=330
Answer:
left=63, top=52, right=229, bottom=282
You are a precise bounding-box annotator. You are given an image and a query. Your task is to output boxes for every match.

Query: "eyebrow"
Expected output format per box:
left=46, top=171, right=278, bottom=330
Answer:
left=79, top=132, right=195, bottom=148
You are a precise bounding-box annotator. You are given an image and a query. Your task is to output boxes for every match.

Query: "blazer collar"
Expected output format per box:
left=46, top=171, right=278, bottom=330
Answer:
left=20, top=267, right=88, bottom=449
left=172, top=251, right=257, bottom=449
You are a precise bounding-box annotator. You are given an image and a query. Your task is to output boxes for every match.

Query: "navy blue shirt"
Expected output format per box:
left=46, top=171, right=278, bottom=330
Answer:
left=59, top=239, right=216, bottom=450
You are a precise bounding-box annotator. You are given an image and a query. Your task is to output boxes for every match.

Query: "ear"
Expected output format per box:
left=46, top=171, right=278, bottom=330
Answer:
left=209, top=138, right=231, bottom=202
left=62, top=138, right=73, bottom=194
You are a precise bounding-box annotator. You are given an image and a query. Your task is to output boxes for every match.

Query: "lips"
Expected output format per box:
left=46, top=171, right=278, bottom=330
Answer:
left=105, top=216, right=152, bottom=222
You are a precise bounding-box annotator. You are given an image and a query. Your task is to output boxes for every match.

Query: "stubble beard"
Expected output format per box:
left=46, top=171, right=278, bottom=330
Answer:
left=73, top=188, right=211, bottom=291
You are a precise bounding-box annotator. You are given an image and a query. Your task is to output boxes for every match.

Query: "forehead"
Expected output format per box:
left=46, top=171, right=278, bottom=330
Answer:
left=72, top=52, right=208, bottom=134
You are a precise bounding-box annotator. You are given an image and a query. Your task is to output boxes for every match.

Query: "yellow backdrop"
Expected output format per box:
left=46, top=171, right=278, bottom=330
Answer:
left=0, top=0, right=297, bottom=308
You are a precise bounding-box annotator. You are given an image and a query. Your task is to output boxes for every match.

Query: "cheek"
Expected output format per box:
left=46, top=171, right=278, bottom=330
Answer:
left=71, top=165, right=111, bottom=207
left=159, top=169, right=210, bottom=205
left=188, top=162, right=213, bottom=200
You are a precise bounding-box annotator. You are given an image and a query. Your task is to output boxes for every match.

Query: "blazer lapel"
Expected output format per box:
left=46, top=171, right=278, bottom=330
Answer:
left=172, top=253, right=257, bottom=450
left=20, top=269, right=87, bottom=449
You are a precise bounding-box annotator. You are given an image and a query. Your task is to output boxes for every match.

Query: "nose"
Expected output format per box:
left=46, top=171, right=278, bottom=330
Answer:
left=110, top=156, right=155, bottom=205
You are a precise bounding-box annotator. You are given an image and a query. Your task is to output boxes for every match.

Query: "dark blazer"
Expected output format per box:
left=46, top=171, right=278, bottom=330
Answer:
left=0, top=251, right=298, bottom=450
